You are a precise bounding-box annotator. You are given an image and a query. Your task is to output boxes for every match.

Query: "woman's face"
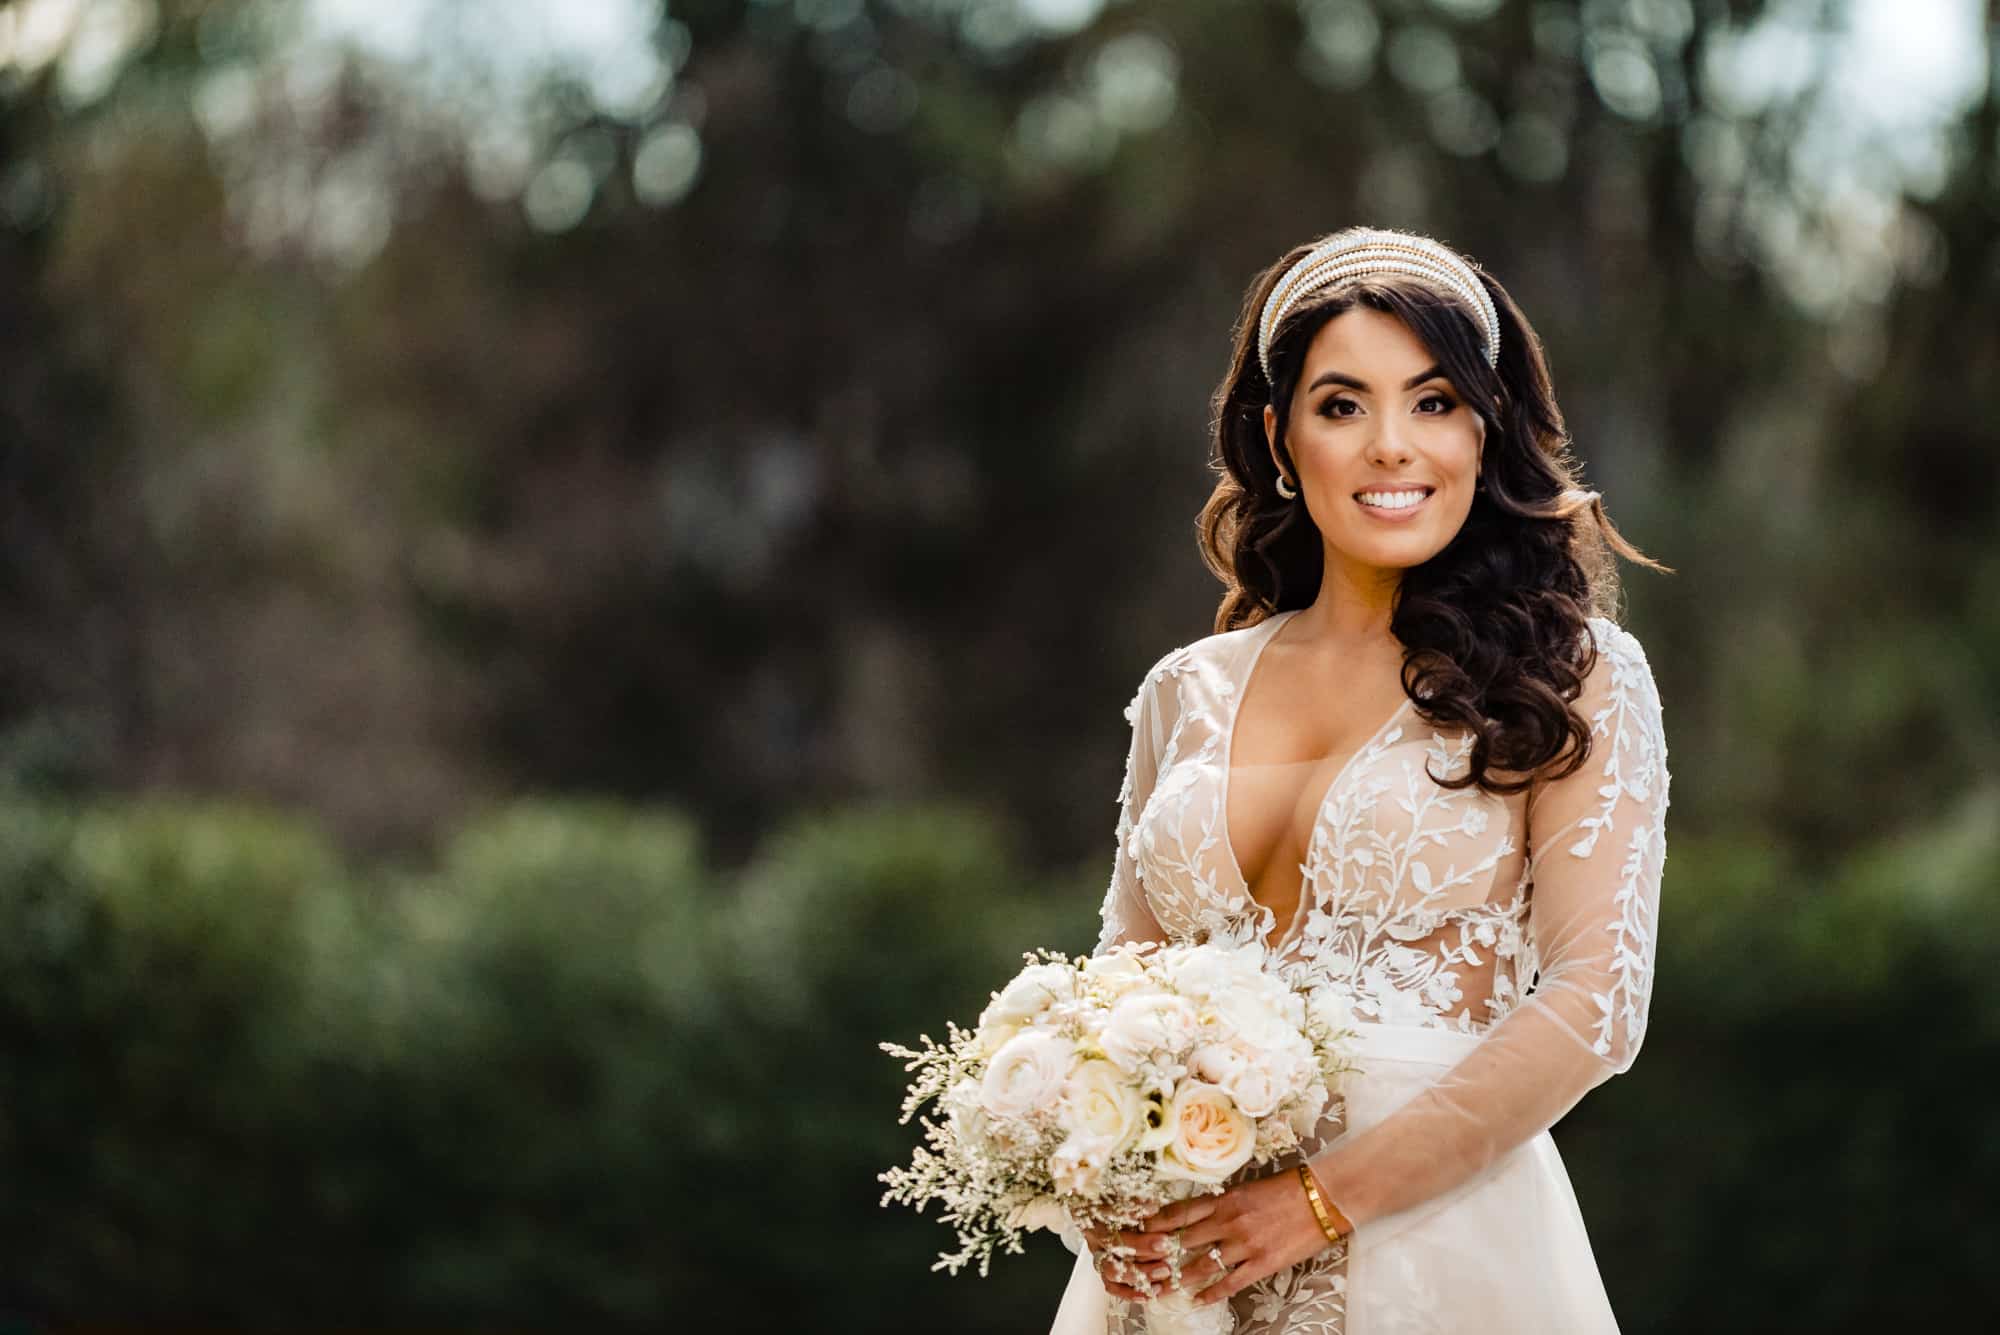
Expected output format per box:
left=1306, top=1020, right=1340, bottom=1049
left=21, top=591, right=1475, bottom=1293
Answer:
left=1263, top=305, right=1486, bottom=581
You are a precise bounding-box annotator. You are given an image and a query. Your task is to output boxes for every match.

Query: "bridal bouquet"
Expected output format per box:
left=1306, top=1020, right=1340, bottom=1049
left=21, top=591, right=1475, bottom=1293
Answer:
left=879, top=939, right=1356, bottom=1332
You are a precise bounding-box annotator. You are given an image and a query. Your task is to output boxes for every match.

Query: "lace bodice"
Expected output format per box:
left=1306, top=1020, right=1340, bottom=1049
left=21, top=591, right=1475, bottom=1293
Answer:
left=1098, top=608, right=1669, bottom=1068
left=1091, top=607, right=1670, bottom=1331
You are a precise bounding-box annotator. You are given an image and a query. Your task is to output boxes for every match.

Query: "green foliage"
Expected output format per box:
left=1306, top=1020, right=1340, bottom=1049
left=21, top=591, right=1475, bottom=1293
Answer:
left=1567, top=821, right=2000, bottom=1327
left=0, top=794, right=1090, bottom=1326
left=0, top=798, right=346, bottom=1315
left=1, top=792, right=1995, bottom=1329
left=706, top=802, right=1091, bottom=1316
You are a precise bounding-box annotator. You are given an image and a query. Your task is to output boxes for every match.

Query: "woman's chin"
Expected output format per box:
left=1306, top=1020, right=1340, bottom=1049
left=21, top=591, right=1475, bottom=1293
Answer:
left=1329, top=531, right=1448, bottom=572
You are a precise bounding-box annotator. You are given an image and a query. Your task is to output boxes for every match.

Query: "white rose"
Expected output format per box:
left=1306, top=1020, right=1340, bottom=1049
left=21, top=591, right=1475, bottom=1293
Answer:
left=1189, top=1041, right=1246, bottom=1087
left=1195, top=1038, right=1291, bottom=1120
left=981, top=962, right=1076, bottom=1030
left=1050, top=1129, right=1116, bottom=1195
left=1082, top=948, right=1152, bottom=999
left=1062, top=1059, right=1150, bottom=1152
left=981, top=1030, right=1075, bottom=1119
left=1157, top=1080, right=1257, bottom=1184
left=1224, top=1054, right=1285, bottom=1120
left=1208, top=988, right=1291, bottom=1048
left=973, top=1018, right=1021, bottom=1059
left=944, top=1076, right=991, bottom=1142
left=1167, top=945, right=1267, bottom=1002
left=1099, top=992, right=1200, bottom=1072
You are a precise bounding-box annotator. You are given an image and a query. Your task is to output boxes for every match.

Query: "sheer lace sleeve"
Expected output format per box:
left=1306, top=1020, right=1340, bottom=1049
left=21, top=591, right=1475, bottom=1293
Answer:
left=1094, top=654, right=1175, bottom=954
left=1057, top=653, right=1181, bottom=1269
left=1305, top=619, right=1670, bottom=1228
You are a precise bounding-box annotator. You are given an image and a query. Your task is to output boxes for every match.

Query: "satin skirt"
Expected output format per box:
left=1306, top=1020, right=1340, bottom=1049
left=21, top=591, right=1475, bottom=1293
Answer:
left=1049, top=1021, right=1622, bottom=1334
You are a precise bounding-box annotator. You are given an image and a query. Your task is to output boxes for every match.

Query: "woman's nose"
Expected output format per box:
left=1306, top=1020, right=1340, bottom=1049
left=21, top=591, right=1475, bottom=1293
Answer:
left=1366, top=417, right=1414, bottom=465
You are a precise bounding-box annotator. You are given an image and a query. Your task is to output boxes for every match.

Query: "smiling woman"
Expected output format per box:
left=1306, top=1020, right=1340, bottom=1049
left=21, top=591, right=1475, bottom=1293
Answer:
left=1047, top=227, right=1676, bottom=1334
left=1270, top=318, right=1483, bottom=554
left=1207, top=225, right=1667, bottom=799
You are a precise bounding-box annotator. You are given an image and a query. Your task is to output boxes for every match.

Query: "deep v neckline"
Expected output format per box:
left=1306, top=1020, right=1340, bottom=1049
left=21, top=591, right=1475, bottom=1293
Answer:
left=1219, top=608, right=1414, bottom=950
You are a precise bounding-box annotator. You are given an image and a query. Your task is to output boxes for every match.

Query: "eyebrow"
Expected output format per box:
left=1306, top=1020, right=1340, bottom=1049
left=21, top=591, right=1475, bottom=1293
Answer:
left=1305, top=364, right=1447, bottom=394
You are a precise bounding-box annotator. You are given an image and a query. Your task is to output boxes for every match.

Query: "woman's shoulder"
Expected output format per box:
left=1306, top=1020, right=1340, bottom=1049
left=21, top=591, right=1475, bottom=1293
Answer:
left=1579, top=613, right=1661, bottom=698
left=1121, top=618, right=1265, bottom=723
left=1521, top=613, right=1669, bottom=802
left=1583, top=611, right=1647, bottom=654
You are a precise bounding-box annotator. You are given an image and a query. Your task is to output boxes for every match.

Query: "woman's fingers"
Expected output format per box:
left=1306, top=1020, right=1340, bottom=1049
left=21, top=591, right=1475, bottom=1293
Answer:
left=1125, top=1237, right=1251, bottom=1289
left=1167, top=1216, right=1232, bottom=1256
left=1179, top=1241, right=1251, bottom=1288
left=1127, top=1222, right=1224, bottom=1262
left=1126, top=1218, right=1232, bottom=1280
left=1096, top=1250, right=1163, bottom=1302
left=1140, top=1194, right=1221, bottom=1234
left=1196, top=1252, right=1268, bottom=1307
left=1102, top=1280, right=1148, bottom=1302
left=1112, top=1239, right=1248, bottom=1303
left=1091, top=1188, right=1241, bottom=1300
left=1083, top=1224, right=1145, bottom=1262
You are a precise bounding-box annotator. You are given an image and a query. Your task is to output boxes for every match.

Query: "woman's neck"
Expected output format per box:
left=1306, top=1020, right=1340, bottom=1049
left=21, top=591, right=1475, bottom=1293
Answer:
left=1295, top=560, right=1401, bottom=645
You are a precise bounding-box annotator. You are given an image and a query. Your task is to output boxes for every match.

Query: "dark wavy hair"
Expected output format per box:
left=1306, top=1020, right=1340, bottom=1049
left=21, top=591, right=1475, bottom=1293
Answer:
left=1196, top=228, right=1672, bottom=796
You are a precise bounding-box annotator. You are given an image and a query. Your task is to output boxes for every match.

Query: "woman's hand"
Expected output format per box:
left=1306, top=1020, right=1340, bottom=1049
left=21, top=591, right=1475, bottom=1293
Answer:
left=1081, top=1168, right=1338, bottom=1306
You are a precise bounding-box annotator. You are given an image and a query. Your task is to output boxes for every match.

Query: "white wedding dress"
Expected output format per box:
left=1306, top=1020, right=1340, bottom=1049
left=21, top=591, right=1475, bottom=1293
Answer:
left=1050, top=608, right=1670, bottom=1334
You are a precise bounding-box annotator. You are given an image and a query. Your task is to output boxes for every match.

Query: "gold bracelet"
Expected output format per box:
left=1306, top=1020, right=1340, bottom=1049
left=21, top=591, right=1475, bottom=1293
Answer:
left=1296, top=1163, right=1354, bottom=1250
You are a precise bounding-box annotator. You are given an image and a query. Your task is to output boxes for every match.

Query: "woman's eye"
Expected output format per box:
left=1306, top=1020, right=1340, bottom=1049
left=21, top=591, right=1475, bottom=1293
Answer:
left=1319, top=394, right=1455, bottom=418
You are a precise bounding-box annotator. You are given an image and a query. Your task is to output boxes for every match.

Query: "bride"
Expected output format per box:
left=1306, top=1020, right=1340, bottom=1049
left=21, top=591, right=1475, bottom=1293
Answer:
left=1048, top=226, right=1672, bottom=1333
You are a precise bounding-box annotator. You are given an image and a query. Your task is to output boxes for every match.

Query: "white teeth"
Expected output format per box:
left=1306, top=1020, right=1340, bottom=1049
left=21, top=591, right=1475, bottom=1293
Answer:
left=1357, top=489, right=1431, bottom=510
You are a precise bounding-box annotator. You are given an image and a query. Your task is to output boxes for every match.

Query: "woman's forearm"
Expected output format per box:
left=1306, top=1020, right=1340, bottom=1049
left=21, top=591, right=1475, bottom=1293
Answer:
left=1305, top=1002, right=1617, bottom=1231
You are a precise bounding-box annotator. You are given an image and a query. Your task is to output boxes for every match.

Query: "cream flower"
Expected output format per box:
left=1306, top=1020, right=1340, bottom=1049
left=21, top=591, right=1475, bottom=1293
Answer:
left=1100, top=991, right=1200, bottom=1072
left=1157, top=1080, right=1257, bottom=1184
left=1194, top=1037, right=1296, bottom=1119
left=1134, top=1088, right=1176, bottom=1152
left=1189, top=1041, right=1245, bottom=1087
left=944, top=1075, right=990, bottom=1142
left=973, top=1018, right=1021, bottom=1059
left=1167, top=943, right=1268, bottom=1003
left=1062, top=1058, right=1150, bottom=1153
left=980, top=962, right=1075, bottom=1030
left=1223, top=1054, right=1286, bottom=1120
left=980, top=1030, right=1075, bottom=1119
left=1082, top=948, right=1152, bottom=998
left=1209, top=986, right=1293, bottom=1049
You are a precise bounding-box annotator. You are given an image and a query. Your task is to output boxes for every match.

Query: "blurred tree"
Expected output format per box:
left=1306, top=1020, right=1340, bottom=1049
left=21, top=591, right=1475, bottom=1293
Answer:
left=0, top=0, right=1993, bottom=865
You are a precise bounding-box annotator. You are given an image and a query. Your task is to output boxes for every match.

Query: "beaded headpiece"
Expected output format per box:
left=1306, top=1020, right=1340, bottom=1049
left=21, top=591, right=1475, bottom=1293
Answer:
left=1256, top=227, right=1500, bottom=385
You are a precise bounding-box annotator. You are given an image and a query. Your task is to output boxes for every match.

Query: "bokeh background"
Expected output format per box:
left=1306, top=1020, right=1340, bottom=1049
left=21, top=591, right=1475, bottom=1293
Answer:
left=1, top=0, right=1996, bottom=1328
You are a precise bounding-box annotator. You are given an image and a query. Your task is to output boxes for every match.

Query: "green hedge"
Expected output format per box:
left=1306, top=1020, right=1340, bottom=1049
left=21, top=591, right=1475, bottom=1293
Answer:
left=0, top=792, right=1993, bottom=1329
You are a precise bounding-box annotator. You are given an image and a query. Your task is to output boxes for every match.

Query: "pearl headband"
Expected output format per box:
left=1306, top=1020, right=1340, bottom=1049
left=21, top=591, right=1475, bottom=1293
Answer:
left=1256, top=228, right=1501, bottom=385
